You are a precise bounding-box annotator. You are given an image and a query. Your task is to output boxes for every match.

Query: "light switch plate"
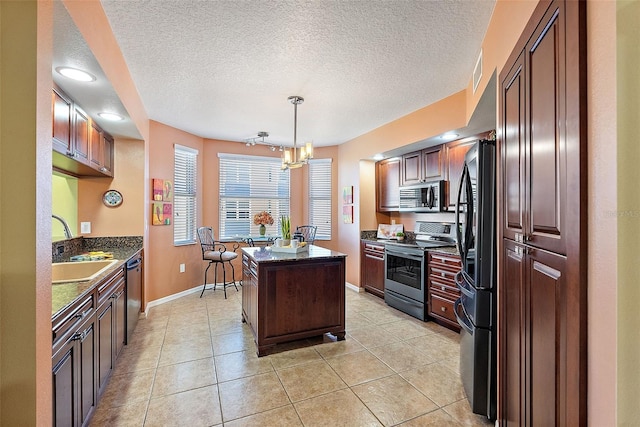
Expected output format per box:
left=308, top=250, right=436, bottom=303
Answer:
left=179, top=263, right=185, bottom=273
left=80, top=222, right=91, bottom=234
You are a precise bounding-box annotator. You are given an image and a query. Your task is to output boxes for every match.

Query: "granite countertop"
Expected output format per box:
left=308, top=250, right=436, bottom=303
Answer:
left=52, top=237, right=143, bottom=318
left=242, top=244, right=346, bottom=263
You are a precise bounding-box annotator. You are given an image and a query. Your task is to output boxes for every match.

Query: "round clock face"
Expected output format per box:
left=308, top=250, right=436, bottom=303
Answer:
left=102, top=190, right=123, bottom=207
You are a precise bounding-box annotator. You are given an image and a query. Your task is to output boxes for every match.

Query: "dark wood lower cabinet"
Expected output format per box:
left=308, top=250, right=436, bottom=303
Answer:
left=52, top=312, right=97, bottom=427
left=360, top=241, right=385, bottom=298
left=52, top=264, right=129, bottom=426
left=241, top=248, right=346, bottom=356
left=427, top=252, right=461, bottom=332
left=502, top=239, right=567, bottom=425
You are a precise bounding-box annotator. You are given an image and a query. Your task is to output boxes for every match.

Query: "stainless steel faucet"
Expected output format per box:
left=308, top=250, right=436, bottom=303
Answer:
left=52, top=214, right=73, bottom=239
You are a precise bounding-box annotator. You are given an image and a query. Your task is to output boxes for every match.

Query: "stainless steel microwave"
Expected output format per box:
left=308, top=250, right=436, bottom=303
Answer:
left=398, top=180, right=446, bottom=212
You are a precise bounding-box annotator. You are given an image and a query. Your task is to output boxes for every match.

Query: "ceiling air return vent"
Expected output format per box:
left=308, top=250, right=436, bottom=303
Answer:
left=473, top=49, right=483, bottom=94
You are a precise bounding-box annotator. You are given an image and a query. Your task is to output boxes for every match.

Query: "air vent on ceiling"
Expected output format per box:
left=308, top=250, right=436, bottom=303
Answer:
left=473, top=49, right=483, bottom=94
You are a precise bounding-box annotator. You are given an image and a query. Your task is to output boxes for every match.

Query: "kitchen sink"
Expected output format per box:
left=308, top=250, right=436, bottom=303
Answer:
left=52, top=259, right=119, bottom=284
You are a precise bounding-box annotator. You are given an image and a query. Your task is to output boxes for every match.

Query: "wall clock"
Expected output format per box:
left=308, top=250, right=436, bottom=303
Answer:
left=102, top=189, right=123, bottom=207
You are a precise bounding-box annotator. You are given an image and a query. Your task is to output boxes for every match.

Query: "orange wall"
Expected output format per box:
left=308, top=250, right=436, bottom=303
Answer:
left=145, top=121, right=204, bottom=302
left=78, top=139, right=145, bottom=236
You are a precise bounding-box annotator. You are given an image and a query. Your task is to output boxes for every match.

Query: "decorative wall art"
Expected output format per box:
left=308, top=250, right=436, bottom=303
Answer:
left=152, top=178, right=173, bottom=225
left=342, top=186, right=353, bottom=204
left=343, top=205, right=353, bottom=224
left=153, top=178, right=173, bottom=201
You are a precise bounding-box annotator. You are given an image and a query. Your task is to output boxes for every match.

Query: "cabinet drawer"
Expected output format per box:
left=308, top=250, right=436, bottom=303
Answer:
left=97, top=268, right=125, bottom=306
left=430, top=294, right=457, bottom=324
left=52, top=294, right=94, bottom=347
left=429, top=266, right=458, bottom=285
left=428, top=252, right=462, bottom=271
left=429, top=278, right=460, bottom=299
left=364, top=242, right=385, bottom=256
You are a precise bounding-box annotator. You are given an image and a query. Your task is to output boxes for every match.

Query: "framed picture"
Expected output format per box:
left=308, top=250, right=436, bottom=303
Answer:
left=152, top=202, right=172, bottom=225
left=153, top=178, right=173, bottom=201
left=343, top=205, right=353, bottom=224
left=342, top=186, right=353, bottom=204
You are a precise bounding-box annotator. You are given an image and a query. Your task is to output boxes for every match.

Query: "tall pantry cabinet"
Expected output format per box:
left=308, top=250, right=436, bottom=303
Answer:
left=498, top=0, right=587, bottom=425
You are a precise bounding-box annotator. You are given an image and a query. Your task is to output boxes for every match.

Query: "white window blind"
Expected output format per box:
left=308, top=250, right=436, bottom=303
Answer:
left=218, top=153, right=290, bottom=238
left=174, top=144, right=198, bottom=245
left=308, top=158, right=332, bottom=240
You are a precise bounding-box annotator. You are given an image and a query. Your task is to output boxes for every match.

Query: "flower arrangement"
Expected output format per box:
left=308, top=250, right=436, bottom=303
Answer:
left=280, top=216, right=291, bottom=240
left=253, top=211, right=274, bottom=226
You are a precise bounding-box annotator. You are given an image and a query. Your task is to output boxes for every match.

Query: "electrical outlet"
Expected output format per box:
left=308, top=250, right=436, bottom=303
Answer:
left=80, top=222, right=91, bottom=234
left=179, top=263, right=185, bottom=273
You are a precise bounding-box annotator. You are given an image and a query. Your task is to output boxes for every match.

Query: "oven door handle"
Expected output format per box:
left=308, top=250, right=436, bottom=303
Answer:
left=385, top=249, right=423, bottom=262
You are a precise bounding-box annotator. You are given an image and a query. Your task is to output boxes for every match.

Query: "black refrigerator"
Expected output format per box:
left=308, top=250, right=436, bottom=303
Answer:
left=454, top=139, right=496, bottom=419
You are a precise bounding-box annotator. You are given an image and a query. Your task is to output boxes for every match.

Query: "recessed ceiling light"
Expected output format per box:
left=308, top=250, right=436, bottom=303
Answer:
left=441, top=133, right=459, bottom=141
left=98, top=112, right=124, bottom=121
left=55, top=67, right=96, bottom=82
left=373, top=154, right=384, bottom=160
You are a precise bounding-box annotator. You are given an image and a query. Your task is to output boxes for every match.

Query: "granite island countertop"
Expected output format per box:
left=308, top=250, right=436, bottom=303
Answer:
left=241, top=244, right=346, bottom=263
left=52, top=237, right=143, bottom=318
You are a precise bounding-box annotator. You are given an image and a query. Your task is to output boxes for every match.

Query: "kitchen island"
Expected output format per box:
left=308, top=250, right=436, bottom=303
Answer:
left=241, top=245, right=347, bottom=356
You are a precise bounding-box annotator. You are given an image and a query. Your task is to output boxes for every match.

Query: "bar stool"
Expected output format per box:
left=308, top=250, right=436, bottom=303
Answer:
left=197, top=227, right=238, bottom=298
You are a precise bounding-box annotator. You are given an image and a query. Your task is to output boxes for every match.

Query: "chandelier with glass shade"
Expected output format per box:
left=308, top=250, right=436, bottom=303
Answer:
left=281, top=95, right=313, bottom=170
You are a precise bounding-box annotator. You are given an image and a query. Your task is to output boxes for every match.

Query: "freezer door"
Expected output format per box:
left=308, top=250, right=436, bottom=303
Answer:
left=455, top=298, right=496, bottom=419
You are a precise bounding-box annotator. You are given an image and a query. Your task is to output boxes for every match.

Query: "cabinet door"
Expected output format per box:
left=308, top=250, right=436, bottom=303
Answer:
left=78, top=319, right=97, bottom=426
left=377, top=158, right=400, bottom=211
left=97, top=301, right=114, bottom=395
left=101, top=134, right=114, bottom=176
left=501, top=240, right=525, bottom=426
left=361, top=242, right=385, bottom=298
left=401, top=151, right=422, bottom=185
left=525, top=6, right=566, bottom=255
left=73, top=106, right=90, bottom=165
left=422, top=146, right=443, bottom=181
left=52, top=338, right=77, bottom=427
left=501, top=52, right=526, bottom=242
left=89, top=121, right=103, bottom=170
left=52, top=87, right=73, bottom=155
left=525, top=247, right=566, bottom=426
left=445, top=139, right=475, bottom=208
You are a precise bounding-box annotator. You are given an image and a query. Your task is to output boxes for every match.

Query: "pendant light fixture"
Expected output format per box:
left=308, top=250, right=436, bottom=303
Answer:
left=281, top=95, right=313, bottom=170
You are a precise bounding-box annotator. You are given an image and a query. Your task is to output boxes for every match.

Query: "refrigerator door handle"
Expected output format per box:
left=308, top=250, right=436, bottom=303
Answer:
left=454, top=297, right=474, bottom=335
left=455, top=164, right=469, bottom=260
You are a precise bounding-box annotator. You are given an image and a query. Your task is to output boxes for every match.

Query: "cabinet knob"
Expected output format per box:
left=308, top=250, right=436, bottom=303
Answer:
left=441, top=272, right=446, bottom=277
left=441, top=306, right=447, bottom=312
left=441, top=286, right=446, bottom=291
left=100, top=167, right=107, bottom=172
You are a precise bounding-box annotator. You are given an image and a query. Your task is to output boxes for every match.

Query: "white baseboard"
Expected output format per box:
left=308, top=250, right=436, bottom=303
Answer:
left=144, top=282, right=238, bottom=316
left=145, top=280, right=360, bottom=317
left=345, top=281, right=364, bottom=293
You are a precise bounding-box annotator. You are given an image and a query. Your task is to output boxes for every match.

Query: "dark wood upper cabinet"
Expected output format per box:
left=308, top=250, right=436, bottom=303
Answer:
left=377, top=157, right=400, bottom=211
left=73, top=106, right=91, bottom=165
left=498, top=0, right=587, bottom=425
left=52, top=87, right=73, bottom=155
left=402, top=146, right=444, bottom=186
left=444, top=138, right=476, bottom=208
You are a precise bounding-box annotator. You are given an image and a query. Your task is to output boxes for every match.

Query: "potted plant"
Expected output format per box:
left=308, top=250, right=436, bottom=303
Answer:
left=253, top=211, right=274, bottom=236
left=396, top=232, right=405, bottom=241
left=280, top=216, right=291, bottom=246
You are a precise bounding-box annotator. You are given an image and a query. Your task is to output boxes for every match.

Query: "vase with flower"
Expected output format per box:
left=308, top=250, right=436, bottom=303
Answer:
left=253, top=211, right=274, bottom=236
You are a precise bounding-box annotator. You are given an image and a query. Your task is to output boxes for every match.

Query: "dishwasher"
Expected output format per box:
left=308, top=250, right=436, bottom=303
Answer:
left=125, top=252, right=143, bottom=343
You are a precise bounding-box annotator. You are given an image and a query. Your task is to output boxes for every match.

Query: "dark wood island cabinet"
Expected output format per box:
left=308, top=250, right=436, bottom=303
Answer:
left=241, top=245, right=347, bottom=356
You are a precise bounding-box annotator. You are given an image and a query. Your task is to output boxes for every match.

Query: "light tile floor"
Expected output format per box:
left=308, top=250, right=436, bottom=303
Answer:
left=90, top=287, right=493, bottom=426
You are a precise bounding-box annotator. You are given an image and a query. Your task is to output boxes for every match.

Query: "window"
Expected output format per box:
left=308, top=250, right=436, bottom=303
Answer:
left=218, top=153, right=290, bottom=238
left=308, top=158, right=332, bottom=240
left=174, top=144, right=198, bottom=245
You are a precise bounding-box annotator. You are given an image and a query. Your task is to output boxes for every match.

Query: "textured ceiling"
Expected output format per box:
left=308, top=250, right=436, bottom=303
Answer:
left=55, top=1, right=496, bottom=147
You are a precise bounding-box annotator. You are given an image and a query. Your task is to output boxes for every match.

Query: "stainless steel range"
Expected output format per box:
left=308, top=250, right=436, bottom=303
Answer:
left=384, top=221, right=456, bottom=320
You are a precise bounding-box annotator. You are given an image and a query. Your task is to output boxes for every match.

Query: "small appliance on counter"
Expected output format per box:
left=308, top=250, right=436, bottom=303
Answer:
left=376, top=224, right=404, bottom=239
